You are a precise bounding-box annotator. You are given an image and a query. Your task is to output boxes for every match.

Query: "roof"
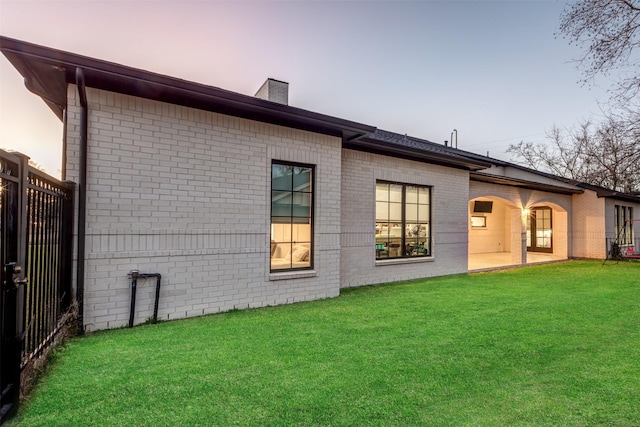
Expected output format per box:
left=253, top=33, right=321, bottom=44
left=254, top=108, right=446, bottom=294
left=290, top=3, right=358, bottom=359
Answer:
left=449, top=144, right=640, bottom=203
left=2, top=37, right=636, bottom=191
left=573, top=182, right=640, bottom=204
left=0, top=36, right=375, bottom=142
left=346, top=129, right=491, bottom=171
left=1, top=36, right=494, bottom=172
left=470, top=172, right=583, bottom=195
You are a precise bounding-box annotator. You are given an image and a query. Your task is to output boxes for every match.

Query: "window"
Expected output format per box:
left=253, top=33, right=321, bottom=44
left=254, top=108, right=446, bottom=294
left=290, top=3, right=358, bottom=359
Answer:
left=375, top=181, right=431, bottom=259
left=470, top=216, right=487, bottom=228
left=615, top=205, right=634, bottom=245
left=270, top=162, right=313, bottom=271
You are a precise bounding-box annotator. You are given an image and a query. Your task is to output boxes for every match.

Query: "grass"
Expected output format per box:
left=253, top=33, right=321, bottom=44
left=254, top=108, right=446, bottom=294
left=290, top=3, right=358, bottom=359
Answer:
left=10, top=260, right=640, bottom=426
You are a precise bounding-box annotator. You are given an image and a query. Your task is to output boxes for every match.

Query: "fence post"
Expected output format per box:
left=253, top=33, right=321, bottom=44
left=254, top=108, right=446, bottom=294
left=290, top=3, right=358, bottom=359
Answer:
left=14, top=152, right=28, bottom=356
left=15, top=153, right=28, bottom=290
left=15, top=153, right=28, bottom=391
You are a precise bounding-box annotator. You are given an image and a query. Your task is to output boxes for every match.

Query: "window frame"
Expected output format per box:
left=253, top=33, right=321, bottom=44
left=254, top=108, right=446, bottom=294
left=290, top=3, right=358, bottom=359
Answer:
left=470, top=216, right=487, bottom=228
left=526, top=206, right=553, bottom=253
left=375, top=180, right=432, bottom=260
left=615, top=205, right=634, bottom=245
left=270, top=160, right=315, bottom=272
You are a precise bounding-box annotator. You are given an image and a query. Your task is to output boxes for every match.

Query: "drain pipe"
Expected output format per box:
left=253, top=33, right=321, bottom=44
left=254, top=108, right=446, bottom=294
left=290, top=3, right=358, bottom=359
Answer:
left=76, top=68, right=88, bottom=335
left=128, top=271, right=162, bottom=327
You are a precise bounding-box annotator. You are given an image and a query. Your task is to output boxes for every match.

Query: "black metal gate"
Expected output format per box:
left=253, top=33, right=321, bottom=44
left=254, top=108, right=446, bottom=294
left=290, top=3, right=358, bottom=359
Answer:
left=1, top=151, right=26, bottom=422
left=0, top=150, right=74, bottom=423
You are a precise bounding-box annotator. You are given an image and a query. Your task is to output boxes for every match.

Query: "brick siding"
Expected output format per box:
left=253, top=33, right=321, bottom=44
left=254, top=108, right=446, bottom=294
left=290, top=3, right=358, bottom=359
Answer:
left=339, top=149, right=471, bottom=288
left=66, top=86, right=342, bottom=331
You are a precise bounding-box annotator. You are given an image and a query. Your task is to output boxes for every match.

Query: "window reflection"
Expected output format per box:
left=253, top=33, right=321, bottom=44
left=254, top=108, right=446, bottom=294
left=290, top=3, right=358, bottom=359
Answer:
left=375, top=181, right=431, bottom=259
left=270, top=162, right=313, bottom=270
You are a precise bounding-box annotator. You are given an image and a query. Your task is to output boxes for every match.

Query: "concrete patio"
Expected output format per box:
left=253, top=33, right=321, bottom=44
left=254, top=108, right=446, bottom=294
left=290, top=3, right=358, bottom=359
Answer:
left=469, top=252, right=566, bottom=272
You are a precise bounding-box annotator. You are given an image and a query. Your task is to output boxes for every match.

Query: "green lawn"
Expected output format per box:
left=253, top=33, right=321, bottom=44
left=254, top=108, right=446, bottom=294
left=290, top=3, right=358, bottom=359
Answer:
left=11, top=260, right=640, bottom=426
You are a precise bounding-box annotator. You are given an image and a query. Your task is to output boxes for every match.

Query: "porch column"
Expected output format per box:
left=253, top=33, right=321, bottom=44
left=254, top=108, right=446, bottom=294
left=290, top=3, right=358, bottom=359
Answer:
left=510, top=208, right=527, bottom=265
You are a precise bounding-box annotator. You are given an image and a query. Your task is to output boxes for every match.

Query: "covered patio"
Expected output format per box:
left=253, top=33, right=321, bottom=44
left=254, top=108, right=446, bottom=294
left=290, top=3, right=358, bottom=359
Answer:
left=467, top=190, right=572, bottom=272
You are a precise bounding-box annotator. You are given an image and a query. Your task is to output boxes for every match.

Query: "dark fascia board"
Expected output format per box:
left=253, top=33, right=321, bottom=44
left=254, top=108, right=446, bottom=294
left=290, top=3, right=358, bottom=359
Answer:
left=444, top=147, right=512, bottom=168
left=456, top=147, right=640, bottom=201
left=346, top=137, right=492, bottom=171
left=0, top=36, right=375, bottom=141
left=471, top=172, right=584, bottom=195
left=446, top=145, right=582, bottom=182
left=499, top=163, right=640, bottom=203
left=575, top=182, right=640, bottom=204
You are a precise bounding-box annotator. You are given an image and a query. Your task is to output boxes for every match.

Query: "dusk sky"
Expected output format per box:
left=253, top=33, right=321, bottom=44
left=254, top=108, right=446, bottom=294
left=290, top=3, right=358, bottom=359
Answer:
left=0, top=0, right=613, bottom=177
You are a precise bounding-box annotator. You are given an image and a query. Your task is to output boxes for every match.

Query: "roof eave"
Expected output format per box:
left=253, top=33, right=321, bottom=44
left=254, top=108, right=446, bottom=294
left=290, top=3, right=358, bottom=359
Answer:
left=579, top=183, right=640, bottom=203
left=0, top=36, right=375, bottom=141
left=346, top=138, right=492, bottom=171
left=471, top=172, right=584, bottom=195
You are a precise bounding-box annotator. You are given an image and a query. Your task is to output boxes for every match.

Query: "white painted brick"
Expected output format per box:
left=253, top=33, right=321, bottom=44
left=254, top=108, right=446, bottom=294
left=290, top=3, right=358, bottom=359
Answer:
left=340, top=149, right=470, bottom=288
left=66, top=86, right=343, bottom=331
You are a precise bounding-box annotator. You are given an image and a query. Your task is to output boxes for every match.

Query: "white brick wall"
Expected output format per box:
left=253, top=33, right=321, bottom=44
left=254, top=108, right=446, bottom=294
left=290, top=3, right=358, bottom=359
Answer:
left=339, top=149, right=471, bottom=288
left=571, top=191, right=606, bottom=259
left=571, top=192, right=640, bottom=259
left=66, top=86, right=342, bottom=331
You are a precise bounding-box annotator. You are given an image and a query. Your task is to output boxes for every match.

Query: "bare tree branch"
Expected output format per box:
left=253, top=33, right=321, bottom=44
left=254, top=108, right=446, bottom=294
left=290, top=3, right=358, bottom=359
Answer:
left=507, top=112, right=640, bottom=193
left=559, top=0, right=640, bottom=103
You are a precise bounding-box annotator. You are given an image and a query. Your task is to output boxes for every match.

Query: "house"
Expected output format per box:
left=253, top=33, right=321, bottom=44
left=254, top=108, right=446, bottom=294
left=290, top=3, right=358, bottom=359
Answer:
left=2, top=36, right=638, bottom=332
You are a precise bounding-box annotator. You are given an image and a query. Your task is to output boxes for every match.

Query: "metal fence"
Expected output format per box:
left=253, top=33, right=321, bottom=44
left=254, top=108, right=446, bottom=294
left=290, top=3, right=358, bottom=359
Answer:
left=0, top=149, right=74, bottom=422
left=23, top=164, right=75, bottom=366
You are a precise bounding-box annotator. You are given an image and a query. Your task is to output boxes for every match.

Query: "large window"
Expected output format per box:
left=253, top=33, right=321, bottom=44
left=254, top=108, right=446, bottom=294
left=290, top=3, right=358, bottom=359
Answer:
left=615, top=205, right=634, bottom=245
left=270, top=162, right=313, bottom=271
left=375, top=181, right=431, bottom=259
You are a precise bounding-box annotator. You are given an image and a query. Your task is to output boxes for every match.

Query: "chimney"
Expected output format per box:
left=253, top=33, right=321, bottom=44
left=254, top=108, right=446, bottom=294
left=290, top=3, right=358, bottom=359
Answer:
left=255, top=78, right=289, bottom=105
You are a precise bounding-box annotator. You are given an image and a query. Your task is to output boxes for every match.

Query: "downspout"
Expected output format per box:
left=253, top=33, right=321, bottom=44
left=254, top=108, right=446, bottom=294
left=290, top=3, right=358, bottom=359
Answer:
left=62, top=108, right=67, bottom=180
left=75, top=68, right=88, bottom=335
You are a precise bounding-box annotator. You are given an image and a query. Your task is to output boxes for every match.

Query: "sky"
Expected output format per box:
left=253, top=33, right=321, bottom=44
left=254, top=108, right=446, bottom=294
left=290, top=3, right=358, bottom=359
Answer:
left=0, top=0, right=614, bottom=178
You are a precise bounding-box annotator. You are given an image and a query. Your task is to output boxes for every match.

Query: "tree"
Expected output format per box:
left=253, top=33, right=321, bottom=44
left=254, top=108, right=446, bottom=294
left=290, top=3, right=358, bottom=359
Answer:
left=559, top=0, right=640, bottom=104
left=507, top=113, right=640, bottom=193
left=514, top=1, right=640, bottom=193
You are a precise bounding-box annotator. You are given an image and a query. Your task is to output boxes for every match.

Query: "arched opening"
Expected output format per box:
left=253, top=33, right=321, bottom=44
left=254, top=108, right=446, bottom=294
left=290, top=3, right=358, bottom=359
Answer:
left=468, top=197, right=569, bottom=270
left=525, top=201, right=568, bottom=263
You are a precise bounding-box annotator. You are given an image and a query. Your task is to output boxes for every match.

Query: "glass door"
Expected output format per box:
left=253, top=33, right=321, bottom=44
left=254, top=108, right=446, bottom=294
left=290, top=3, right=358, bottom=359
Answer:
left=527, top=207, right=553, bottom=253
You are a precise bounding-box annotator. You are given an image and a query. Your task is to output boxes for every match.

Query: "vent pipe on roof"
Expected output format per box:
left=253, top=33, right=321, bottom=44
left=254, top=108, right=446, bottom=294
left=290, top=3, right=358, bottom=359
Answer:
left=255, top=78, right=289, bottom=105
